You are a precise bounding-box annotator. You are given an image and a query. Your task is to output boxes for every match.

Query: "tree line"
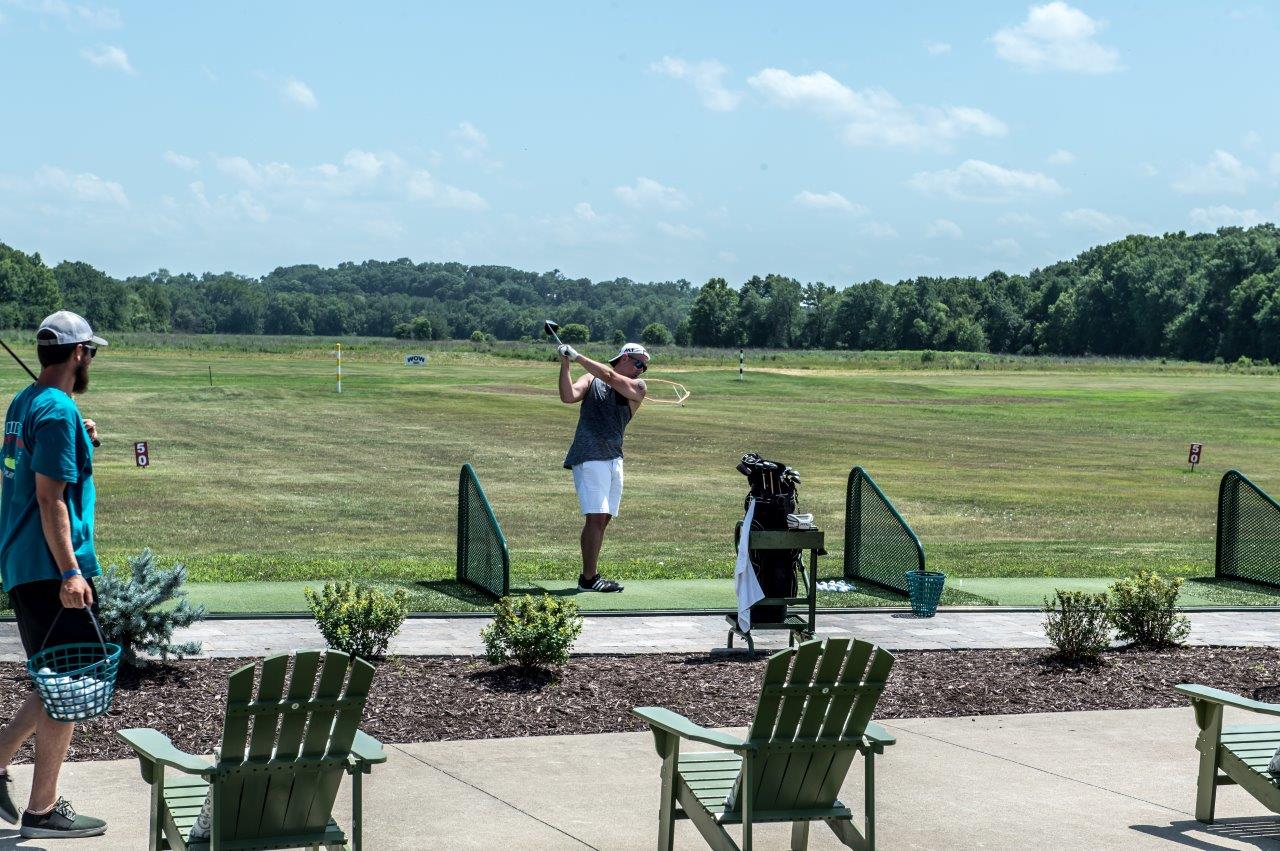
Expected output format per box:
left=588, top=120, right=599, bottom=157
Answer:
left=1, top=223, right=1278, bottom=363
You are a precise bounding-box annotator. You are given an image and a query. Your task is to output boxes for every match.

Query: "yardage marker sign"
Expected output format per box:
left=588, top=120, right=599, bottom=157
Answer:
left=1188, top=442, right=1203, bottom=470
left=135, top=441, right=149, bottom=468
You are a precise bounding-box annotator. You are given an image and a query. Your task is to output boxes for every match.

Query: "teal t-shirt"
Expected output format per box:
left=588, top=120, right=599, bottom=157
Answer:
left=0, top=384, right=98, bottom=592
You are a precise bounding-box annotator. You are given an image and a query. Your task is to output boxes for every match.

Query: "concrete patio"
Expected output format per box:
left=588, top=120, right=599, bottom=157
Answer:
left=2, top=706, right=1277, bottom=849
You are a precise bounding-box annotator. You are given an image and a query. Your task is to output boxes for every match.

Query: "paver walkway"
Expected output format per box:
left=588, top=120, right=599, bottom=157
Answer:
left=5, top=609, right=1280, bottom=659
left=3, top=706, right=1276, bottom=848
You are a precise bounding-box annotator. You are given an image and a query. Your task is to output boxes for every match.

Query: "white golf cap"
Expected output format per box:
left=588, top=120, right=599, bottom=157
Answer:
left=609, top=342, right=650, bottom=364
left=36, top=311, right=108, bottom=348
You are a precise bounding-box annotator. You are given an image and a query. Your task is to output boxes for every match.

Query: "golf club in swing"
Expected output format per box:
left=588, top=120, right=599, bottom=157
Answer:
left=0, top=336, right=101, bottom=447
left=543, top=319, right=565, bottom=348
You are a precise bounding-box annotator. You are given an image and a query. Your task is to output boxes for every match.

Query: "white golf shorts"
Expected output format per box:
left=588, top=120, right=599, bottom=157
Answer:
left=572, top=458, right=624, bottom=516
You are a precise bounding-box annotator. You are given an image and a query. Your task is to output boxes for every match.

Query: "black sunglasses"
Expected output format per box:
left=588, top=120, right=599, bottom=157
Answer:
left=80, top=344, right=97, bottom=359
left=629, top=355, right=647, bottom=372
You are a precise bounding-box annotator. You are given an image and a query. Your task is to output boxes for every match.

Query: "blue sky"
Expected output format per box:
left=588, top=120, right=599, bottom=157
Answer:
left=1, top=1, right=1277, bottom=287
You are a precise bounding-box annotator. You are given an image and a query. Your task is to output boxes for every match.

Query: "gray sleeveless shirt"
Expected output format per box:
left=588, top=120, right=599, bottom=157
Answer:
left=563, top=378, right=634, bottom=468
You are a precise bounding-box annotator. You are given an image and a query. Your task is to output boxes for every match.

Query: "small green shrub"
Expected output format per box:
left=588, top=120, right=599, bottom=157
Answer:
left=97, top=548, right=206, bottom=667
left=641, top=322, right=674, bottom=346
left=1109, top=570, right=1190, bottom=648
left=559, top=323, right=590, bottom=344
left=482, top=595, right=583, bottom=668
left=304, top=580, right=409, bottom=660
left=1042, top=590, right=1112, bottom=662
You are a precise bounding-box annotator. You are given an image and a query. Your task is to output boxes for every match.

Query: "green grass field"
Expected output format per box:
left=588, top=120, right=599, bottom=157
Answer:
left=30, top=334, right=1280, bottom=611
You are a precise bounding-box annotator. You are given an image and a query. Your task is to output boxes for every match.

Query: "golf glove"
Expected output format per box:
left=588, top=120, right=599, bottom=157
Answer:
left=557, top=344, right=579, bottom=361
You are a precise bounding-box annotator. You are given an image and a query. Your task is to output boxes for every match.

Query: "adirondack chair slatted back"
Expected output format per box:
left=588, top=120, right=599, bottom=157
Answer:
left=215, top=650, right=374, bottom=842
left=740, top=638, right=892, bottom=813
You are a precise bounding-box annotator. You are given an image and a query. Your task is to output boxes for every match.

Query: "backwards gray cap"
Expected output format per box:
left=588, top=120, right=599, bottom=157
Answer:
left=36, top=311, right=108, bottom=347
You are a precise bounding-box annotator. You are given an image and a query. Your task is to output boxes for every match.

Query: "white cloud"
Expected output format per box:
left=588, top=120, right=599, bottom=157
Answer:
left=451, top=121, right=501, bottom=169
left=452, top=120, right=487, bottom=149
left=987, top=237, right=1023, bottom=257
left=925, top=41, right=952, bottom=55
left=234, top=190, right=268, bottom=223
left=997, top=212, right=1040, bottom=227
left=650, top=56, right=741, bottom=111
left=858, top=221, right=898, bottom=239
left=1189, top=205, right=1266, bottom=230
left=81, top=44, right=134, bottom=75
left=33, top=165, right=128, bottom=206
left=1060, top=207, right=1133, bottom=234
left=657, top=221, right=704, bottom=240
left=926, top=218, right=963, bottom=239
left=1047, top=148, right=1076, bottom=165
left=1243, top=130, right=1263, bottom=149
left=747, top=67, right=1005, bottom=149
left=6, top=0, right=121, bottom=29
left=280, top=77, right=317, bottom=110
left=406, top=170, right=488, bottom=210
left=212, top=149, right=487, bottom=211
left=908, top=159, right=1063, bottom=202
left=1138, top=162, right=1159, bottom=177
left=792, top=190, right=865, bottom=213
left=536, top=204, right=632, bottom=247
left=614, top=177, right=687, bottom=210
left=163, top=151, right=199, bottom=171
left=992, top=2, right=1122, bottom=74
left=188, top=180, right=210, bottom=208
left=1171, top=150, right=1256, bottom=194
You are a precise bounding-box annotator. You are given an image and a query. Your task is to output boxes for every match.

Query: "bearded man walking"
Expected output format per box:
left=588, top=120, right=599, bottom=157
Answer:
left=0, top=311, right=108, bottom=839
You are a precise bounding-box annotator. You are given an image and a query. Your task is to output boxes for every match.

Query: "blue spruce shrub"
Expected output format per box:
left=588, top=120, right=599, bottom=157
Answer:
left=97, top=548, right=206, bottom=666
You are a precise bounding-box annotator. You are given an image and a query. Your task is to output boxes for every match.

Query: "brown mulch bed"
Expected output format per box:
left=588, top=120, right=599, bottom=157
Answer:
left=2, top=646, right=1278, bottom=763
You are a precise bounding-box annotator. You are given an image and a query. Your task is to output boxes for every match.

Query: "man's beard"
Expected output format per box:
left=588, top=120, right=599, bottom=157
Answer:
left=72, top=360, right=89, bottom=394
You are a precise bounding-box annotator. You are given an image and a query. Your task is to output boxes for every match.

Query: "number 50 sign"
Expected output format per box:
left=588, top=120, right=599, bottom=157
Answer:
left=1188, top=442, right=1203, bottom=470
left=135, top=441, right=150, bottom=468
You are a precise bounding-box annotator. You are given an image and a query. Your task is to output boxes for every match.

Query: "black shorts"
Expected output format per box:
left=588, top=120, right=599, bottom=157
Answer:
left=9, top=578, right=101, bottom=660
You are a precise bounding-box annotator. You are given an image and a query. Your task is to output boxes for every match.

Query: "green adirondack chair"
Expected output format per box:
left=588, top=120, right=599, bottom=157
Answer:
left=1176, top=683, right=1280, bottom=823
left=633, top=637, right=895, bottom=851
left=117, top=650, right=386, bottom=851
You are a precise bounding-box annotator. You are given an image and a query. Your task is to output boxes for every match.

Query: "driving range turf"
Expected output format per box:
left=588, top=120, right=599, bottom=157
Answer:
left=29, top=334, right=1280, bottom=612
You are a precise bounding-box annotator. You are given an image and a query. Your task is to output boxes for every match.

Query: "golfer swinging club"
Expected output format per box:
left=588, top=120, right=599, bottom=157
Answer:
left=557, top=340, right=649, bottom=592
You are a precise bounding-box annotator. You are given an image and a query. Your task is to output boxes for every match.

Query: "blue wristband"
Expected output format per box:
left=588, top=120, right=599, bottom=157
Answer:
left=60, top=568, right=82, bottom=580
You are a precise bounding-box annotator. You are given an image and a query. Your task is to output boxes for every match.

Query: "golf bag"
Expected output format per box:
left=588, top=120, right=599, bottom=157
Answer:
left=735, top=454, right=802, bottom=624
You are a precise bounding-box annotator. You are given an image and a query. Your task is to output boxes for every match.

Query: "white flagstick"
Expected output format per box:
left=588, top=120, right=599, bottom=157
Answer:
left=335, top=343, right=342, bottom=394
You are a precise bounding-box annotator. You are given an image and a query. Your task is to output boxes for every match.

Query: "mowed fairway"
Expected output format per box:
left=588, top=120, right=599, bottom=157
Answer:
left=41, top=338, right=1280, bottom=608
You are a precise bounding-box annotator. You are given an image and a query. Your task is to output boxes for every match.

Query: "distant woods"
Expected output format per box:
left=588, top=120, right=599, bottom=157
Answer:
left=1, top=224, right=1278, bottom=363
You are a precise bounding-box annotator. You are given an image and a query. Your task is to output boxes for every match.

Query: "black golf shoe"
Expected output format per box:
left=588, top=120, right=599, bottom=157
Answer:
left=20, top=797, right=106, bottom=839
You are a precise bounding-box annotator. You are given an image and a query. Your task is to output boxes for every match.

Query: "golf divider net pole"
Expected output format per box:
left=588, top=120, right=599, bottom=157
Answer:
left=843, top=466, right=925, bottom=594
left=457, top=463, right=510, bottom=599
left=1215, top=469, right=1280, bottom=587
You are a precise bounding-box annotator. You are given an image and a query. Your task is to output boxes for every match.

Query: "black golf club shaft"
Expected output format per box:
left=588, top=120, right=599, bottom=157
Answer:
left=0, top=337, right=100, bottom=447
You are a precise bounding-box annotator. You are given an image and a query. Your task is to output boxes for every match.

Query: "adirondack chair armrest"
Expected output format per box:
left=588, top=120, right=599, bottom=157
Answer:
left=349, top=729, right=387, bottom=766
left=632, top=707, right=749, bottom=751
left=1176, top=684, right=1280, bottom=718
left=862, top=721, right=896, bottom=749
left=117, top=728, right=214, bottom=784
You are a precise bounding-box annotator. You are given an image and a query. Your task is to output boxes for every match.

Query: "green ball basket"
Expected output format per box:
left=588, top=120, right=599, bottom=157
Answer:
left=905, top=570, right=946, bottom=618
left=26, top=609, right=120, bottom=722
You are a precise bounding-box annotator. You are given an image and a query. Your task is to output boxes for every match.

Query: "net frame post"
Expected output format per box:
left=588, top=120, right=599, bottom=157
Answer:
left=842, top=466, right=924, bottom=596
left=1215, top=469, right=1280, bottom=588
left=456, top=463, right=511, bottom=599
